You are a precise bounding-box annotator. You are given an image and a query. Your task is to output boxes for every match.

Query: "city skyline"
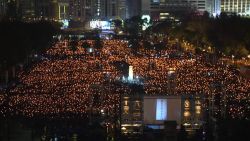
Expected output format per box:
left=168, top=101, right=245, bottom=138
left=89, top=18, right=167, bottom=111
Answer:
left=1, top=0, right=250, bottom=22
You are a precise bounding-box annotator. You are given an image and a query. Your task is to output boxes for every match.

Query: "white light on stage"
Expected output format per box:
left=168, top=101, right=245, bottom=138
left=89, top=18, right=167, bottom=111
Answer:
left=128, top=66, right=133, bottom=81
left=87, top=48, right=93, bottom=53
left=156, top=99, right=167, bottom=120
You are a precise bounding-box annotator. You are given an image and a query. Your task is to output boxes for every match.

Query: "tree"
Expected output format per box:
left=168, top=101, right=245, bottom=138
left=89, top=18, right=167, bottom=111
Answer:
left=124, top=16, right=146, bottom=37
left=152, top=19, right=173, bottom=34
left=112, top=19, right=123, bottom=34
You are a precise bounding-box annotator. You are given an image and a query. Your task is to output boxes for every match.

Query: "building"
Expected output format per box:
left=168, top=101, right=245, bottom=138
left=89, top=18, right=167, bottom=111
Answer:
left=69, top=0, right=92, bottom=22
left=210, top=0, right=221, bottom=16
left=92, top=0, right=127, bottom=20
left=0, top=0, right=21, bottom=19
left=208, top=0, right=250, bottom=16
left=57, top=0, right=70, bottom=20
left=0, top=0, right=70, bottom=20
left=67, top=0, right=127, bottom=25
left=220, top=0, right=250, bottom=16
left=126, top=0, right=141, bottom=18
left=0, top=0, right=8, bottom=18
left=34, top=0, right=69, bottom=20
left=118, top=0, right=126, bottom=19
left=141, top=0, right=209, bottom=20
left=98, top=0, right=118, bottom=20
left=19, top=0, right=35, bottom=19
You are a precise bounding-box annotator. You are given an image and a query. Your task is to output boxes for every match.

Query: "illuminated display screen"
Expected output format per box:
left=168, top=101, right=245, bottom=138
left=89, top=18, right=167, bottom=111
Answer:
left=152, top=0, right=160, bottom=3
left=141, top=15, right=151, bottom=30
left=90, top=21, right=111, bottom=30
left=61, top=19, right=69, bottom=29
left=144, top=96, right=181, bottom=125
left=156, top=99, right=167, bottom=120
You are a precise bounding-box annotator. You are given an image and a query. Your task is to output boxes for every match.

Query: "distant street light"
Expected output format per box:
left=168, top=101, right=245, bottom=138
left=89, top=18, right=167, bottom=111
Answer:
left=232, top=55, right=235, bottom=64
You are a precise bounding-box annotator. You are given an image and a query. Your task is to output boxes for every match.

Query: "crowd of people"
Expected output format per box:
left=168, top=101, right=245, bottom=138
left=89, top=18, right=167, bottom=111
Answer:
left=0, top=39, right=249, bottom=119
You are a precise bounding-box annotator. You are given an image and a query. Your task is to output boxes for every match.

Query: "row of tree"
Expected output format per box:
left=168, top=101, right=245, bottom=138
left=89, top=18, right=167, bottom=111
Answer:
left=116, top=13, right=250, bottom=58
left=153, top=12, right=250, bottom=58
left=112, top=16, right=148, bottom=37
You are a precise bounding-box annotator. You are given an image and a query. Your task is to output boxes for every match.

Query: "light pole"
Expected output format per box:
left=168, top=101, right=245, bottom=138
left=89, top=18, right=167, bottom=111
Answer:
left=247, top=55, right=250, bottom=65
left=231, top=55, right=235, bottom=65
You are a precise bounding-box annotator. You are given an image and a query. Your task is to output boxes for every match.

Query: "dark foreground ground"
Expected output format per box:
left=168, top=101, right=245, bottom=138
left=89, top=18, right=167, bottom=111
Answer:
left=0, top=117, right=250, bottom=141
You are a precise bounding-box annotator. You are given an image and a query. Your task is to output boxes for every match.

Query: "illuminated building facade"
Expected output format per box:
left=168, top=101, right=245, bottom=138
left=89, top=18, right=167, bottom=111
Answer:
left=94, top=0, right=127, bottom=20
left=141, top=0, right=209, bottom=20
left=57, top=0, right=69, bottom=20
left=69, top=0, right=92, bottom=22
left=34, top=0, right=69, bottom=20
left=67, top=0, right=127, bottom=23
left=0, top=0, right=70, bottom=20
left=210, top=0, right=221, bottom=16
left=220, top=0, right=250, bottom=16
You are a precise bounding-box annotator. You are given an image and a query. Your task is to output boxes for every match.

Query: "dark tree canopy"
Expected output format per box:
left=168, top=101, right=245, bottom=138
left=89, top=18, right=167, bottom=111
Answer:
left=156, top=12, right=250, bottom=58
left=0, top=20, right=60, bottom=67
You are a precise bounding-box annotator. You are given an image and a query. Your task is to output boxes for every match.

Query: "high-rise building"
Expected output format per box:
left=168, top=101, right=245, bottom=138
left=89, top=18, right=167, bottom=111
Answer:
left=209, top=0, right=221, bottom=16
left=19, top=0, right=35, bottom=19
left=0, top=0, right=8, bottom=18
left=69, top=0, right=93, bottom=22
left=141, top=0, right=209, bottom=20
left=1, top=0, right=70, bottom=20
left=220, top=0, right=250, bottom=16
left=126, top=0, right=141, bottom=18
left=68, top=0, right=126, bottom=22
left=34, top=0, right=54, bottom=19
left=57, top=0, right=70, bottom=20
left=34, top=0, right=69, bottom=20
left=118, top=0, right=126, bottom=19
left=93, top=0, right=127, bottom=20
left=99, top=0, right=119, bottom=19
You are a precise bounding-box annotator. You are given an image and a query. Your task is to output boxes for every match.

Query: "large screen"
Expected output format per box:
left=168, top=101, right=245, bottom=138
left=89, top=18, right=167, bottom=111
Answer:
left=156, top=99, right=167, bottom=120
left=90, top=21, right=111, bottom=30
left=144, top=96, right=182, bottom=125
